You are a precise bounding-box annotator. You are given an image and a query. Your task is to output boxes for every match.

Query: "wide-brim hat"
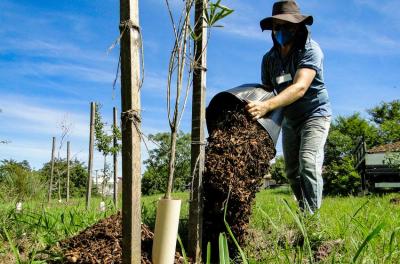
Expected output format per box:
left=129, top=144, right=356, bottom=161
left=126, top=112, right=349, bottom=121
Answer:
left=260, top=0, right=313, bottom=31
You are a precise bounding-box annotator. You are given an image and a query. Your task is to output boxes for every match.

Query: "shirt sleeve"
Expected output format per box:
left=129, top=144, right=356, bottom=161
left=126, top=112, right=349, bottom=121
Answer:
left=261, top=54, right=273, bottom=86
left=297, top=44, right=323, bottom=73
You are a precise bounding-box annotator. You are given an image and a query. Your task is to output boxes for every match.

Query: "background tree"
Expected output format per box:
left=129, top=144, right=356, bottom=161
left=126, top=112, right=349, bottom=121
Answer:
left=368, top=100, right=400, bottom=143
left=55, top=117, right=72, bottom=200
left=141, top=132, right=191, bottom=195
left=322, top=114, right=376, bottom=195
left=94, top=103, right=121, bottom=197
left=269, top=156, right=287, bottom=184
left=0, top=159, right=44, bottom=201
left=40, top=159, right=88, bottom=197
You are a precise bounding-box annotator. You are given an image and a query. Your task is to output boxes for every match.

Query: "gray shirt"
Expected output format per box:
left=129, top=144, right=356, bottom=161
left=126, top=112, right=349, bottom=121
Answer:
left=261, top=31, right=332, bottom=121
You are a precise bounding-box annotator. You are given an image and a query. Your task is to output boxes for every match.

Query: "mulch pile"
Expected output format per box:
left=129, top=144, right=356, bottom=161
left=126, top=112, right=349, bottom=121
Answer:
left=203, top=108, right=275, bottom=257
left=55, top=212, right=186, bottom=264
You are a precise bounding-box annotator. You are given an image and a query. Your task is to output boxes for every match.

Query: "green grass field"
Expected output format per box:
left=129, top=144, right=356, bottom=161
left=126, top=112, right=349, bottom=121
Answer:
left=1, top=189, right=399, bottom=263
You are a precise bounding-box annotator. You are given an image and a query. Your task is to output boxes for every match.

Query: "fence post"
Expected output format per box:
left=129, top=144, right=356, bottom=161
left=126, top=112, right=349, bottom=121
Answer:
left=47, top=136, right=56, bottom=203
left=188, top=0, right=207, bottom=261
left=120, top=0, right=142, bottom=262
left=113, top=107, right=118, bottom=207
left=86, top=102, right=95, bottom=210
left=66, top=141, right=70, bottom=202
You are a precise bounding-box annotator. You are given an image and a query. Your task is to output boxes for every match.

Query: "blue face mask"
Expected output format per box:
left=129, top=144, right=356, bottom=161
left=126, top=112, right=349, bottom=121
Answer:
left=274, top=29, right=295, bottom=46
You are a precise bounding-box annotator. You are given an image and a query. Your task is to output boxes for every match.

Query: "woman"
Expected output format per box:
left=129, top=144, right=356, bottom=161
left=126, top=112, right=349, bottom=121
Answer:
left=246, top=0, right=332, bottom=214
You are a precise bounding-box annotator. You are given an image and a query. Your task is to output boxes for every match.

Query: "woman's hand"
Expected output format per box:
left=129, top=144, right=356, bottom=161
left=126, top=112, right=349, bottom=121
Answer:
left=245, top=100, right=273, bottom=120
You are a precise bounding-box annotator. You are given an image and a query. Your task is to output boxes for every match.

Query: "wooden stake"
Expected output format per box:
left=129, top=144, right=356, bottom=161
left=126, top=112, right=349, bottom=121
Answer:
left=188, top=0, right=207, bottom=261
left=86, top=102, right=95, bottom=210
left=47, top=137, right=56, bottom=203
left=66, top=141, right=70, bottom=203
left=113, top=107, right=118, bottom=206
left=120, top=0, right=142, bottom=262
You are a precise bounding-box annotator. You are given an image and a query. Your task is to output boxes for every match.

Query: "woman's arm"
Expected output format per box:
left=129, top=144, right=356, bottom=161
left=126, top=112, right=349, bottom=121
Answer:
left=246, top=68, right=316, bottom=120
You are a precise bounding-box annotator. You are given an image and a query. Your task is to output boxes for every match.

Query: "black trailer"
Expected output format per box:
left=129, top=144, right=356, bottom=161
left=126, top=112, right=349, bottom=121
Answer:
left=354, top=139, right=400, bottom=192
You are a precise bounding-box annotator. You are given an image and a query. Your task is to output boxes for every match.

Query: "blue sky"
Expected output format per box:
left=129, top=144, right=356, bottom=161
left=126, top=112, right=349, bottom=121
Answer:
left=0, top=0, right=399, bottom=172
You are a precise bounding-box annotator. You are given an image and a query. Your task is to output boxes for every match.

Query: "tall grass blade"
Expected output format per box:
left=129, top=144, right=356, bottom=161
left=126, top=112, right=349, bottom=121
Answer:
left=177, top=235, right=188, bottom=264
left=206, top=241, right=211, bottom=264
left=223, top=189, right=248, bottom=264
left=387, top=227, right=400, bottom=261
left=282, top=199, right=313, bottom=264
left=257, top=205, right=279, bottom=231
left=3, top=226, right=21, bottom=263
left=223, top=233, right=230, bottom=264
left=219, top=233, right=227, bottom=264
left=352, top=200, right=370, bottom=218
left=352, top=222, right=384, bottom=263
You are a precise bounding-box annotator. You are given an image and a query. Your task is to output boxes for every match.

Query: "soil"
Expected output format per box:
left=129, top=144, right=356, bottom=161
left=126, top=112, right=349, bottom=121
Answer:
left=52, top=212, right=187, bottom=264
left=314, top=239, right=344, bottom=262
left=390, top=197, right=400, bottom=204
left=203, top=108, right=275, bottom=258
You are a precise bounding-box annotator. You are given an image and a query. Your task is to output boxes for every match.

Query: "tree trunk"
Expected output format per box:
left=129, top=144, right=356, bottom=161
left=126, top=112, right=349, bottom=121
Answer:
left=188, top=0, right=207, bottom=261
left=47, top=137, right=56, bottom=203
left=58, top=170, right=61, bottom=201
left=120, top=0, right=142, bottom=262
left=165, top=128, right=178, bottom=199
left=103, top=154, right=107, bottom=199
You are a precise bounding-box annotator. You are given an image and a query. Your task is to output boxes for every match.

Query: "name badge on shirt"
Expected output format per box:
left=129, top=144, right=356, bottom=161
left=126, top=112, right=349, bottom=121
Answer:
left=276, top=73, right=292, bottom=85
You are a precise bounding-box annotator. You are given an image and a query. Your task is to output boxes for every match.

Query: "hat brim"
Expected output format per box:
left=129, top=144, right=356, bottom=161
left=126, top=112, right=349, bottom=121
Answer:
left=260, top=14, right=313, bottom=31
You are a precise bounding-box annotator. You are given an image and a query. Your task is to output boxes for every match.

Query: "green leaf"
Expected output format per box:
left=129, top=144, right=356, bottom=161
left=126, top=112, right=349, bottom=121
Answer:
left=353, top=222, right=385, bottom=263
left=206, top=0, right=234, bottom=27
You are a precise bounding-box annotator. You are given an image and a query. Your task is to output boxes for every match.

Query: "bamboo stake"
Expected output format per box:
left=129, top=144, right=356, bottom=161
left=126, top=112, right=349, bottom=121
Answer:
left=113, top=107, right=118, bottom=206
left=188, top=0, right=207, bottom=261
left=86, top=102, right=95, bottom=210
left=120, top=0, right=142, bottom=262
left=47, top=137, right=56, bottom=203
left=66, top=141, right=70, bottom=202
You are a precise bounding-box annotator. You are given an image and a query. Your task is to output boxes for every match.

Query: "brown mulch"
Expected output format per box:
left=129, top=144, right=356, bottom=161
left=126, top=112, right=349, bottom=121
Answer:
left=54, top=212, right=187, bottom=264
left=203, top=108, right=275, bottom=259
left=368, top=141, right=400, bottom=153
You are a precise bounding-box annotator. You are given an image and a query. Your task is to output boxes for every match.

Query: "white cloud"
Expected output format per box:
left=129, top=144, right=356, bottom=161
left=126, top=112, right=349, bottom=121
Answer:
left=0, top=39, right=115, bottom=65
left=0, top=95, right=89, bottom=138
left=317, top=21, right=400, bottom=55
left=0, top=93, right=171, bottom=171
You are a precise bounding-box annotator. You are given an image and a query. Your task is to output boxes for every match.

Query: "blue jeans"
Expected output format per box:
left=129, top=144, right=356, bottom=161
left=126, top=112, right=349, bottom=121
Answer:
left=282, top=116, right=331, bottom=214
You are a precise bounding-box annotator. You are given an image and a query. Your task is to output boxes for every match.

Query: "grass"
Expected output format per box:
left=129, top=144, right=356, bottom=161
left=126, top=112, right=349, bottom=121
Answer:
left=249, top=187, right=400, bottom=263
left=0, top=189, right=399, bottom=263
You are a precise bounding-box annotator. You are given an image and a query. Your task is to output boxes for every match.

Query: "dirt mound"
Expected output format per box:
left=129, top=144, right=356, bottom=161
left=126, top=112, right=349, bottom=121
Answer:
left=55, top=212, right=186, bottom=264
left=390, top=197, right=400, bottom=205
left=203, top=108, right=275, bottom=257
